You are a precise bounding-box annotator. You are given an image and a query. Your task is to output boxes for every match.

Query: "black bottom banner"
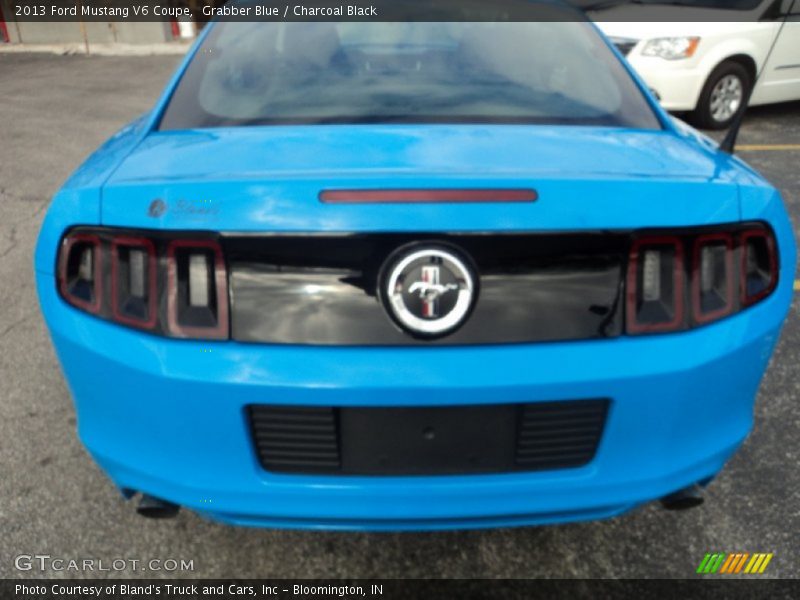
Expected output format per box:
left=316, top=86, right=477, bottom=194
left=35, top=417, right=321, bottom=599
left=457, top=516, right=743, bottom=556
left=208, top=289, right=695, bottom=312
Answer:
left=2, top=579, right=799, bottom=600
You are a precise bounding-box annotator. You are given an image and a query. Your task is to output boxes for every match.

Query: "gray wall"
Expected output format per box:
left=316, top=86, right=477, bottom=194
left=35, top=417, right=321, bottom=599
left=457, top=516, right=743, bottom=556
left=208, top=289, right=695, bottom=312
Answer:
left=0, top=2, right=174, bottom=45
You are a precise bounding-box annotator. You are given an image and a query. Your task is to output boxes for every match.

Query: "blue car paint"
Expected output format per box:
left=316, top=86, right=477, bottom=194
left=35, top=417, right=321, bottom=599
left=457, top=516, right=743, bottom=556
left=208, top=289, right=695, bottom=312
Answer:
left=36, top=271, right=791, bottom=529
left=34, top=21, right=796, bottom=530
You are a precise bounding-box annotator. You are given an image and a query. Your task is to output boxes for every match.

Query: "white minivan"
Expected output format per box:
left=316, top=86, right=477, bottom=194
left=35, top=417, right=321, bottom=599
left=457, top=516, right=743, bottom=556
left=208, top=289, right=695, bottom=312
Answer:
left=593, top=0, right=800, bottom=128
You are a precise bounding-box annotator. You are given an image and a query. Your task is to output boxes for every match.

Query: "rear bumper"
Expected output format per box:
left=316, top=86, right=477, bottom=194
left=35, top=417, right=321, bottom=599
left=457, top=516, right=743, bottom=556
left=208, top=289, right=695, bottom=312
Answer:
left=36, top=268, right=788, bottom=531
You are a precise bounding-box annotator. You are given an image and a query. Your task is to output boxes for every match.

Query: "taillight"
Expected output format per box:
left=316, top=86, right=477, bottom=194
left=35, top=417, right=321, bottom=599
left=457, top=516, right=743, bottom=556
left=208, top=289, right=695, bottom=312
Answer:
left=166, top=240, right=229, bottom=339
left=57, top=228, right=229, bottom=340
left=692, top=233, right=734, bottom=324
left=627, top=223, right=778, bottom=335
left=740, top=228, right=778, bottom=306
left=58, top=233, right=102, bottom=314
left=111, top=236, right=157, bottom=329
left=626, top=236, right=685, bottom=334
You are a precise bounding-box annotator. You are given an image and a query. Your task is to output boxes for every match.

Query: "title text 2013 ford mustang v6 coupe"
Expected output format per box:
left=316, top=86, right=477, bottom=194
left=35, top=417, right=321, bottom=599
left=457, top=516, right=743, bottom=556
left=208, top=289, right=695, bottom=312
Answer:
left=35, top=10, right=795, bottom=529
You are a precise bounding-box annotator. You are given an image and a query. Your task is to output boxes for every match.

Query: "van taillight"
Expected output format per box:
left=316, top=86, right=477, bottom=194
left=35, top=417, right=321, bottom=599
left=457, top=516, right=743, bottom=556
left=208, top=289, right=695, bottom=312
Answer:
left=626, top=224, right=778, bottom=335
left=57, top=229, right=229, bottom=340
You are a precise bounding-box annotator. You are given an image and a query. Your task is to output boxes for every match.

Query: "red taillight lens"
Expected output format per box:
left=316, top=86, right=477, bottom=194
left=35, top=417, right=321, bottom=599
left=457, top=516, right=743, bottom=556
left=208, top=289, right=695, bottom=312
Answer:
left=57, top=229, right=229, bottom=340
left=626, top=236, right=685, bottom=334
left=627, top=224, right=778, bottom=335
left=740, top=228, right=778, bottom=306
left=166, top=239, right=229, bottom=339
left=692, top=233, right=734, bottom=324
left=111, top=236, right=157, bottom=329
left=58, top=233, right=102, bottom=314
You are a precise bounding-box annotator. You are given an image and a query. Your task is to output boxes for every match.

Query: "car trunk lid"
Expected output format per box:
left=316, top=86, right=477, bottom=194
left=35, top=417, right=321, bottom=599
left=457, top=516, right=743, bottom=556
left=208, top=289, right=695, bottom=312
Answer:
left=101, top=124, right=740, bottom=231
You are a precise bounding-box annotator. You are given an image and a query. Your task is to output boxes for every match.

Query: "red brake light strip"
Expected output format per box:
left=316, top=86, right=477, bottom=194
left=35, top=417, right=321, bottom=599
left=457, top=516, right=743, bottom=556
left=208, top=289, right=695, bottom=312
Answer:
left=319, top=189, right=538, bottom=204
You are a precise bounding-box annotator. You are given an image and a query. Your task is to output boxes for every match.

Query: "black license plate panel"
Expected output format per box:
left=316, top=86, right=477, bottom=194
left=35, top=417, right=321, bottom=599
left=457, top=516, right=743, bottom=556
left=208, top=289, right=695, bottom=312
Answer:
left=339, top=405, right=518, bottom=475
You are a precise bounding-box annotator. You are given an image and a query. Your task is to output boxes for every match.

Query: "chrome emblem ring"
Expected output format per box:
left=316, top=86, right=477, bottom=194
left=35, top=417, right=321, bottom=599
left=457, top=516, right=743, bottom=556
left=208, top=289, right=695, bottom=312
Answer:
left=381, top=245, right=477, bottom=337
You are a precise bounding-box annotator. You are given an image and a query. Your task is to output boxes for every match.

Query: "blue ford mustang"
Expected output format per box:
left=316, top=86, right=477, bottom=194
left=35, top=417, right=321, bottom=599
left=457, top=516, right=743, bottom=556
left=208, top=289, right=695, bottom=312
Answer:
left=35, top=11, right=795, bottom=530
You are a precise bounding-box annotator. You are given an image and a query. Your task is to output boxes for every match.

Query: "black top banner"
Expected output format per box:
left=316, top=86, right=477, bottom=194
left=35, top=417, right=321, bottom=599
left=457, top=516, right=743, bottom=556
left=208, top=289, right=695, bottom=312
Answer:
left=4, top=0, right=797, bottom=22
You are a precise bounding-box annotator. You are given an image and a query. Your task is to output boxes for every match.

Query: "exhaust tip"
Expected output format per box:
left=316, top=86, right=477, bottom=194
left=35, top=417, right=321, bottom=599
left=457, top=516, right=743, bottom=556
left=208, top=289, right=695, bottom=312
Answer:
left=660, top=484, right=705, bottom=511
left=136, top=494, right=180, bottom=519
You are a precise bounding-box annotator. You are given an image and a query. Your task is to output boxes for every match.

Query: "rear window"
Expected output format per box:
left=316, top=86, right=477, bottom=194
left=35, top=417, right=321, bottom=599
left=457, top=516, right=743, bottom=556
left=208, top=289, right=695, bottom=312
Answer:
left=159, top=21, right=661, bottom=130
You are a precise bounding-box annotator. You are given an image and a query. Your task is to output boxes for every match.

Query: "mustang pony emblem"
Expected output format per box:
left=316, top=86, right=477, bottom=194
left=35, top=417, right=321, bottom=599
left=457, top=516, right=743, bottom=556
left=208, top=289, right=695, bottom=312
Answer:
left=409, top=265, right=457, bottom=318
left=382, top=245, right=476, bottom=337
left=408, top=281, right=459, bottom=299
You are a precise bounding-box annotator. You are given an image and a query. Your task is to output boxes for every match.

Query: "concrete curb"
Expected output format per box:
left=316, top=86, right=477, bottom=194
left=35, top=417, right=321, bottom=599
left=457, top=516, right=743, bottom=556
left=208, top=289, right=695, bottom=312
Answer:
left=0, top=42, right=191, bottom=56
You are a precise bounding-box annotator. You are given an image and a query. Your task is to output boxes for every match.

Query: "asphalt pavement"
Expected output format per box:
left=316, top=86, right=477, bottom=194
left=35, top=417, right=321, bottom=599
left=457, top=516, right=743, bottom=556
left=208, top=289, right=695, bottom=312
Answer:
left=0, top=53, right=798, bottom=579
